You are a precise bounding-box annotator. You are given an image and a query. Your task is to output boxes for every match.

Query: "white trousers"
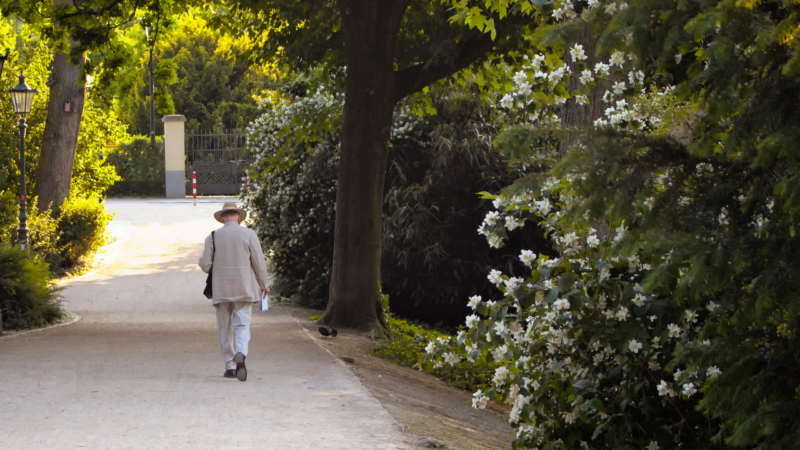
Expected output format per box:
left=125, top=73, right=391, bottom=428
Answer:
left=215, top=301, right=253, bottom=370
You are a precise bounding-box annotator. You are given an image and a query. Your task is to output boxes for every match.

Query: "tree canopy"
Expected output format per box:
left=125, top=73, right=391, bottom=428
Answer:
left=115, top=12, right=277, bottom=135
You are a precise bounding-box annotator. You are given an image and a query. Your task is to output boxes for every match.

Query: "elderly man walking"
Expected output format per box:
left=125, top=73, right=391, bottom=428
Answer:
left=199, top=202, right=269, bottom=381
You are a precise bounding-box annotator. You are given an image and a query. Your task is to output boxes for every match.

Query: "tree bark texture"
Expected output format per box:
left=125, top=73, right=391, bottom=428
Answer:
left=322, top=0, right=407, bottom=332
left=36, top=0, right=85, bottom=214
left=559, top=25, right=608, bottom=156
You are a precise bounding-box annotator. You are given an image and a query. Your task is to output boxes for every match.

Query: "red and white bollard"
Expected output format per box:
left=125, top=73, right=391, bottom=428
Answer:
left=192, top=171, right=197, bottom=206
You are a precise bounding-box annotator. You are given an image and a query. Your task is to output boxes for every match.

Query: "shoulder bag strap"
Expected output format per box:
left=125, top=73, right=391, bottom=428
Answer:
left=211, top=231, right=215, bottom=265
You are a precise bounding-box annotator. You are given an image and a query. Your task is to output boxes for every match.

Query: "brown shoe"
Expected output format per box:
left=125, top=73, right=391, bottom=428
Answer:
left=234, top=352, right=247, bottom=381
left=224, top=369, right=236, bottom=378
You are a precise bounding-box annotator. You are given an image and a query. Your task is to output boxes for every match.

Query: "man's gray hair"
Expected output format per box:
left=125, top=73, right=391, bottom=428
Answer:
left=221, top=210, right=240, bottom=220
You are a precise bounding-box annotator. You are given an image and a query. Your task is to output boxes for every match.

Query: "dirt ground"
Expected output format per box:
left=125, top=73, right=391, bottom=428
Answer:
left=287, top=306, right=514, bottom=450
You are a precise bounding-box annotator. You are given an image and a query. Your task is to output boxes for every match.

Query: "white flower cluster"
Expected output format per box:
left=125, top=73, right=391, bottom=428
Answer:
left=498, top=17, right=673, bottom=131
left=427, top=176, right=725, bottom=448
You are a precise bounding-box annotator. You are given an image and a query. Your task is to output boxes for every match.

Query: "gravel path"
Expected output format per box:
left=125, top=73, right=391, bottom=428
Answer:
left=0, top=198, right=408, bottom=450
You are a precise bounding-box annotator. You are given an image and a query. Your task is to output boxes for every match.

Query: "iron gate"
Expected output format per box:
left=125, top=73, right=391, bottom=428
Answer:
left=185, top=129, right=254, bottom=195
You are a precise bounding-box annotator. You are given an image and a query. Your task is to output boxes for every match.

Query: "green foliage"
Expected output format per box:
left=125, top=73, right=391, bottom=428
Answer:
left=26, top=199, right=60, bottom=268
left=0, top=18, right=51, bottom=222
left=438, top=0, right=800, bottom=448
left=555, top=0, right=800, bottom=447
left=70, top=96, right=125, bottom=200
left=373, top=293, right=496, bottom=392
left=104, top=136, right=165, bottom=197
left=383, top=85, right=554, bottom=327
left=55, top=197, right=112, bottom=268
left=115, top=13, right=276, bottom=135
left=430, top=183, right=728, bottom=450
left=215, top=0, right=534, bottom=80
left=0, top=20, right=120, bottom=258
left=245, top=83, right=552, bottom=324
left=1, top=0, right=182, bottom=96
left=1, top=196, right=111, bottom=272
left=374, top=317, right=495, bottom=392
left=0, top=198, right=59, bottom=265
left=0, top=243, right=63, bottom=330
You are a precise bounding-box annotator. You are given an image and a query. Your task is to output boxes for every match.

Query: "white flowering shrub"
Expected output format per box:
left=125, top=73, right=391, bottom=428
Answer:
left=241, top=93, right=342, bottom=306
left=426, top=177, right=726, bottom=449
left=499, top=39, right=669, bottom=134
left=444, top=0, right=800, bottom=448
left=424, top=36, right=721, bottom=447
left=425, top=41, right=718, bottom=449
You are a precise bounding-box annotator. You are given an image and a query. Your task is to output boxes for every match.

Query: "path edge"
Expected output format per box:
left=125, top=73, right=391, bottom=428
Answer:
left=0, top=311, right=81, bottom=341
left=289, top=313, right=408, bottom=436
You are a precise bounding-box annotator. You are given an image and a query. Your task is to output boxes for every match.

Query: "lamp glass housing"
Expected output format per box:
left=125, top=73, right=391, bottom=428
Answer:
left=9, top=73, right=37, bottom=116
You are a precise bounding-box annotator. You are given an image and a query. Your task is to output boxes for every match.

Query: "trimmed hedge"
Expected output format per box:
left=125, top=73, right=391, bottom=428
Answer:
left=105, top=180, right=164, bottom=197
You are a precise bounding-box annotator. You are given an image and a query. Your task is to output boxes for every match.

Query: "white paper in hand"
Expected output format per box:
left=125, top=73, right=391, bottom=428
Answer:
left=261, top=290, right=269, bottom=312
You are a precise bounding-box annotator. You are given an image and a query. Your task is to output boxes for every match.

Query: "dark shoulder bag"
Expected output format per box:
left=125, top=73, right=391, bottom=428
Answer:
left=203, top=231, right=215, bottom=299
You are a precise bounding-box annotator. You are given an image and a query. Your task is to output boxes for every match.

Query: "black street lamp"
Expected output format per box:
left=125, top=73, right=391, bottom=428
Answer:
left=8, top=72, right=37, bottom=250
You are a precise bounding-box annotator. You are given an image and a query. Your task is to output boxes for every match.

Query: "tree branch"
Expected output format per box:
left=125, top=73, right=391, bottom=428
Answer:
left=391, top=28, right=495, bottom=103
left=56, top=0, right=124, bottom=20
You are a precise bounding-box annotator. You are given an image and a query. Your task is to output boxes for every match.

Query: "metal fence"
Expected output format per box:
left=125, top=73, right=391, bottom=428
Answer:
left=185, top=129, right=253, bottom=195
left=185, top=129, right=253, bottom=166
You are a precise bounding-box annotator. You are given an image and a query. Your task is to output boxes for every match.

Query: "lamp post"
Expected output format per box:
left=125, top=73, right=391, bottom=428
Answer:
left=8, top=72, right=38, bottom=250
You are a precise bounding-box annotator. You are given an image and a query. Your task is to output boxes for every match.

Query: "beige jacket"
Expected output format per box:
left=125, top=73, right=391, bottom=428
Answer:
left=199, top=222, right=269, bottom=304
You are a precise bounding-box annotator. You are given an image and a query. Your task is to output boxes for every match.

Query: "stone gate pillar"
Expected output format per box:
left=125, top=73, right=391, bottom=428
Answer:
left=162, top=115, right=186, bottom=198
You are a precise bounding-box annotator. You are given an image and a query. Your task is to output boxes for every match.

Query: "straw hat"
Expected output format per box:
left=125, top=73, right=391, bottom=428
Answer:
left=214, top=202, right=247, bottom=223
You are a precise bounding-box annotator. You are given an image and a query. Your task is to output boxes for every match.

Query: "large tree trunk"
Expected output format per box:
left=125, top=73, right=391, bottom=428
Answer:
left=322, top=0, right=406, bottom=333
left=559, top=25, right=607, bottom=156
left=35, top=1, right=85, bottom=213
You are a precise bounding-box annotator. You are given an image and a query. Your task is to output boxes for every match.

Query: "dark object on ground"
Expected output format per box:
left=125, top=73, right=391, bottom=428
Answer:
left=318, top=326, right=338, bottom=337
left=224, top=369, right=236, bottom=378
left=407, top=436, right=447, bottom=449
left=340, top=356, right=355, bottom=364
left=234, top=352, right=247, bottom=382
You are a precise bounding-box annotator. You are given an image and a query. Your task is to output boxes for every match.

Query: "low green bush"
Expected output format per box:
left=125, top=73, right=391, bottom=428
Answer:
left=26, top=199, right=61, bottom=268
left=372, top=293, right=495, bottom=392
left=0, top=243, right=63, bottom=330
left=56, top=197, right=112, bottom=267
